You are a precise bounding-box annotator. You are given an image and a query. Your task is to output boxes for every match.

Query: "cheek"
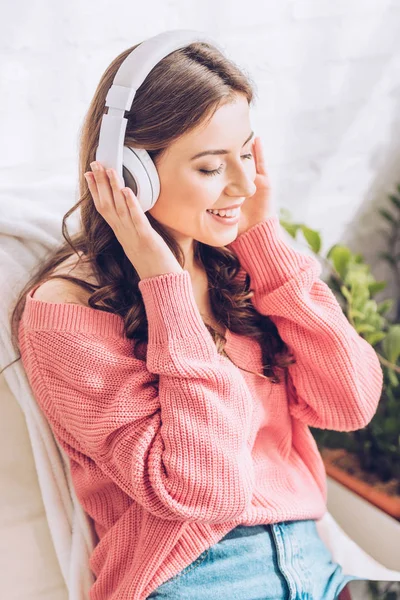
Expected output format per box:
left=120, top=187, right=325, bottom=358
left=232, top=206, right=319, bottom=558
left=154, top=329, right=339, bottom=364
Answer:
left=148, top=170, right=222, bottom=221
left=147, top=194, right=203, bottom=224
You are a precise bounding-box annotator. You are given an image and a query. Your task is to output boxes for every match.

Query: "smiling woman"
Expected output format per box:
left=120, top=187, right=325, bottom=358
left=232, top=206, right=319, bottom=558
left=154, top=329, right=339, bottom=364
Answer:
left=6, top=31, right=371, bottom=600
left=8, top=37, right=289, bottom=388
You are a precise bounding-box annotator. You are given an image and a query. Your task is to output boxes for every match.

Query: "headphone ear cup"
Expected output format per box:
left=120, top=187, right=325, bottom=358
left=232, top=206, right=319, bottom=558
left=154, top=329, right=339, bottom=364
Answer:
left=122, top=164, right=138, bottom=196
left=122, top=146, right=161, bottom=213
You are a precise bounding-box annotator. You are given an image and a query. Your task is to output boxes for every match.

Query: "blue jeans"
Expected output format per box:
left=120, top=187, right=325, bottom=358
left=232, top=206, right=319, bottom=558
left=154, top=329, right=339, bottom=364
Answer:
left=147, top=519, right=362, bottom=599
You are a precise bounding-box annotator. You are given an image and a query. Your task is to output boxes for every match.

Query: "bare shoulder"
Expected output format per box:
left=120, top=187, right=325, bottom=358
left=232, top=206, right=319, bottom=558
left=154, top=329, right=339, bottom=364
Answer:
left=31, top=278, right=91, bottom=307
left=30, top=253, right=98, bottom=307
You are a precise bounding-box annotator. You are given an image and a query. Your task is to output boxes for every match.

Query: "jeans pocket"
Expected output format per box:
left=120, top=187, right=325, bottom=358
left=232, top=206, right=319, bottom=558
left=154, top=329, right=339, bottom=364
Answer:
left=166, top=547, right=211, bottom=582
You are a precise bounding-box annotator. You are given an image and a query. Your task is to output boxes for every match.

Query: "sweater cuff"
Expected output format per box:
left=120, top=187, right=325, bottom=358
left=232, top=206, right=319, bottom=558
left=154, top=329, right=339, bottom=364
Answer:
left=226, top=216, right=320, bottom=294
left=138, top=270, right=215, bottom=349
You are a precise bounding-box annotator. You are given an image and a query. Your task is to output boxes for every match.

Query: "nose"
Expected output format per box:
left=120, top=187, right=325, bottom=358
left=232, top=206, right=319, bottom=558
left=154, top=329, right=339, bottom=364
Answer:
left=232, top=162, right=257, bottom=194
left=227, top=178, right=257, bottom=199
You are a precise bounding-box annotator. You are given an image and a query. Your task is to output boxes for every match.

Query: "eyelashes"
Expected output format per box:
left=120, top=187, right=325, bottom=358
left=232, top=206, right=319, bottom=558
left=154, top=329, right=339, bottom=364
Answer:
left=199, top=153, right=254, bottom=177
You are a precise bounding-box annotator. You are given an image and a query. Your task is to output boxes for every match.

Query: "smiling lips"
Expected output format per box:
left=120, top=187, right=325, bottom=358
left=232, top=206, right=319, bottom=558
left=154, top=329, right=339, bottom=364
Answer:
left=210, top=202, right=244, bottom=210
left=206, top=208, right=240, bottom=225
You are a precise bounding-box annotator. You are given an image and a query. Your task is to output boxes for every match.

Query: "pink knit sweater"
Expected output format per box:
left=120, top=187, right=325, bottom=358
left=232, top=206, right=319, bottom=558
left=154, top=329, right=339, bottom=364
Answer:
left=18, top=216, right=383, bottom=600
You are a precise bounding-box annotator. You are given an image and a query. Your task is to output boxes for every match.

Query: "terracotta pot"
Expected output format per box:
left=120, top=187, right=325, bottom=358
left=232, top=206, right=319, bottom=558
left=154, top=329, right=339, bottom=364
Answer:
left=321, top=448, right=400, bottom=521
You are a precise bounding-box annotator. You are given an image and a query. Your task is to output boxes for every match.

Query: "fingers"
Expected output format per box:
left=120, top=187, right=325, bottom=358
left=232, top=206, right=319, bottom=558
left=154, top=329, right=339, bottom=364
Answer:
left=85, top=162, right=129, bottom=221
left=83, top=172, right=98, bottom=201
left=105, top=168, right=132, bottom=221
left=253, top=137, right=267, bottom=176
left=84, top=162, right=147, bottom=233
left=120, top=186, right=146, bottom=227
left=88, top=162, right=116, bottom=212
left=106, top=169, right=148, bottom=231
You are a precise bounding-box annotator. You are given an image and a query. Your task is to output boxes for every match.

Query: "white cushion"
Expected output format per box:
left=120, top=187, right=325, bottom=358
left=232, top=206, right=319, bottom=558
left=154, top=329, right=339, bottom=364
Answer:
left=0, top=372, right=68, bottom=600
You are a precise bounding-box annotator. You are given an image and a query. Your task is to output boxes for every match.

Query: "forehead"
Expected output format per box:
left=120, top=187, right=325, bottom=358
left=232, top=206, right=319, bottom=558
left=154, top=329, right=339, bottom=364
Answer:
left=171, top=96, right=251, bottom=154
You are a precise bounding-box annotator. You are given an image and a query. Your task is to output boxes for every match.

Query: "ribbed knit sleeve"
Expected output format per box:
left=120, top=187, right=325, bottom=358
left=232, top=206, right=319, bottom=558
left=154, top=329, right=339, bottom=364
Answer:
left=20, top=270, right=255, bottom=524
left=227, top=216, right=384, bottom=431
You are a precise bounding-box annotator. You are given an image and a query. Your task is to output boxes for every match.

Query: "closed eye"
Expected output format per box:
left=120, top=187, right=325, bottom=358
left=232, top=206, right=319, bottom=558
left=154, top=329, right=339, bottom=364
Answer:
left=199, top=154, right=253, bottom=177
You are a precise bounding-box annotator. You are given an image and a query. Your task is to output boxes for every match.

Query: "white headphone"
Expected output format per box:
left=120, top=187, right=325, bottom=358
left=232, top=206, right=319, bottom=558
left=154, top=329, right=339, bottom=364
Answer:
left=95, top=29, right=222, bottom=213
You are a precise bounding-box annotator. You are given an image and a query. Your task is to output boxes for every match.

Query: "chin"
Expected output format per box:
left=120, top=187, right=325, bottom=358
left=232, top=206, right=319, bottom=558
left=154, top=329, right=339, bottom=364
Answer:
left=199, top=231, right=239, bottom=247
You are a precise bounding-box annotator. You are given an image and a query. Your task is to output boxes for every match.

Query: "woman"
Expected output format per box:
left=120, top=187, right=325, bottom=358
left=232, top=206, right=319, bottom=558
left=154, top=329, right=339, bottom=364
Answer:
left=9, top=37, right=378, bottom=599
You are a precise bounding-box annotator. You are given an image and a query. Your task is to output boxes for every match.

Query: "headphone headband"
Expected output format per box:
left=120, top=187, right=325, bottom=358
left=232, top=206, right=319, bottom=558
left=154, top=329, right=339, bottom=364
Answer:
left=95, top=29, right=221, bottom=212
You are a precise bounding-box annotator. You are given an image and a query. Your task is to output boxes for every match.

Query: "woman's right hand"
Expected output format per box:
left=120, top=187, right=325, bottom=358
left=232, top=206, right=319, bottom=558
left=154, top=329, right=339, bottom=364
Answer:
left=85, top=161, right=184, bottom=280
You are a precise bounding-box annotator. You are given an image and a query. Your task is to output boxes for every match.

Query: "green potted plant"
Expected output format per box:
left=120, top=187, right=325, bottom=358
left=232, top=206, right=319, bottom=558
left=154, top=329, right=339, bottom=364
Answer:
left=278, top=187, right=400, bottom=521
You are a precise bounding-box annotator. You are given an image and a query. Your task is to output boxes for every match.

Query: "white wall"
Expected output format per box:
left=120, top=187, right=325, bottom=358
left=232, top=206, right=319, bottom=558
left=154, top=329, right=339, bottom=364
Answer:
left=2, top=0, right=400, bottom=299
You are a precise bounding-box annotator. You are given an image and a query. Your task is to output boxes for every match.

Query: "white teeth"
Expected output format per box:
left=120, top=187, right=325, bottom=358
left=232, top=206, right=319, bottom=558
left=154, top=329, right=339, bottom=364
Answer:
left=207, top=207, right=239, bottom=217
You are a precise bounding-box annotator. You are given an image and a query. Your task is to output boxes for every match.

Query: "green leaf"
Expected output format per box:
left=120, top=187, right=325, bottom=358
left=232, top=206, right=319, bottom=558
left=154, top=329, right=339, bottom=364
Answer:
left=349, top=308, right=365, bottom=319
left=300, top=225, right=321, bottom=253
left=354, top=253, right=364, bottom=263
left=368, top=281, right=387, bottom=295
left=279, top=208, right=292, bottom=221
left=280, top=222, right=299, bottom=238
left=378, top=208, right=397, bottom=224
left=364, top=331, right=386, bottom=345
left=378, top=252, right=396, bottom=266
left=340, top=285, right=352, bottom=302
left=389, top=193, right=400, bottom=211
left=376, top=299, right=393, bottom=315
left=356, top=323, right=376, bottom=333
left=327, top=246, right=352, bottom=279
left=383, top=418, right=399, bottom=435
left=382, top=325, right=400, bottom=365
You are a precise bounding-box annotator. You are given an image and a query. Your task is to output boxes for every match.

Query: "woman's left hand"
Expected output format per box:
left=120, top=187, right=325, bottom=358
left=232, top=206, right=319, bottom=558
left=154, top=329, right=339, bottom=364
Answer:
left=236, top=136, right=272, bottom=237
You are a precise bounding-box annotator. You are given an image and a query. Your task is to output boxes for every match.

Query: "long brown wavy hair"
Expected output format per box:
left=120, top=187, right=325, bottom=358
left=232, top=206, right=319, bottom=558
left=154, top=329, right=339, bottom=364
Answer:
left=4, top=39, right=296, bottom=383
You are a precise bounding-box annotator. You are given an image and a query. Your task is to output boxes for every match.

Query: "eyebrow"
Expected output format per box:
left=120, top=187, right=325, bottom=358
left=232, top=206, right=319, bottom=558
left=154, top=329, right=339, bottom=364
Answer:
left=190, top=130, right=254, bottom=160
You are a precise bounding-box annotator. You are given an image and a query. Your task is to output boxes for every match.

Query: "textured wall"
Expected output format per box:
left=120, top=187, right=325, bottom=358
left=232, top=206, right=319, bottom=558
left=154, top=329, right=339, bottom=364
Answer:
left=1, top=0, right=400, bottom=301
